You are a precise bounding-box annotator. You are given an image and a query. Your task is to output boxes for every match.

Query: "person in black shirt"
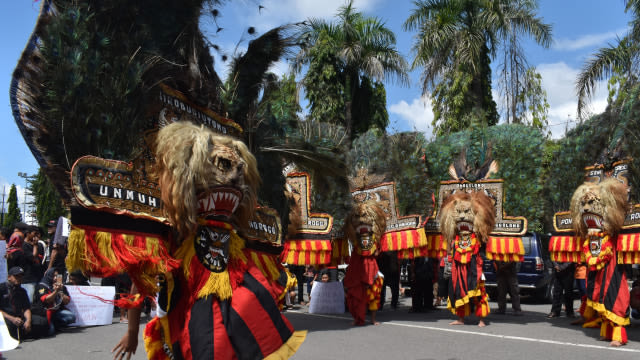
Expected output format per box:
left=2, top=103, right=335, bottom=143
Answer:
left=21, top=226, right=45, bottom=303
left=410, top=257, right=435, bottom=312
left=547, top=261, right=575, bottom=318
left=0, top=267, right=32, bottom=340
left=378, top=251, right=400, bottom=310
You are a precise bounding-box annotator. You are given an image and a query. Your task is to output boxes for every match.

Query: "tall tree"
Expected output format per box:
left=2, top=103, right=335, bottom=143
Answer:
left=3, top=184, right=22, bottom=228
left=295, top=0, right=409, bottom=142
left=576, top=0, right=640, bottom=118
left=30, top=169, right=66, bottom=227
left=404, top=0, right=551, bottom=135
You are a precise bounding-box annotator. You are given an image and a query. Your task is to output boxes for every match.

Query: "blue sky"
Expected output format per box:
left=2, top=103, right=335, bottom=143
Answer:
left=0, top=0, right=632, bottom=217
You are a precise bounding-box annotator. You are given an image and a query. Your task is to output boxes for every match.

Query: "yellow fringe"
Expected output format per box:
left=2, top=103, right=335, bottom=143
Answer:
left=264, top=330, right=307, bottom=360
left=197, top=270, right=233, bottom=300
left=586, top=298, right=630, bottom=326
left=66, top=228, right=87, bottom=272
left=95, top=231, right=119, bottom=269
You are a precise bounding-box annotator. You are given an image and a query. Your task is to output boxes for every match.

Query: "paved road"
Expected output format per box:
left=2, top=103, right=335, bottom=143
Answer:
left=5, top=294, right=640, bottom=360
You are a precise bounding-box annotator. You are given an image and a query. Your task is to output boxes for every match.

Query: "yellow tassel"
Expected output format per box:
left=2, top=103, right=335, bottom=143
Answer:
left=197, top=270, right=233, bottom=300
left=95, top=231, right=119, bottom=269
left=66, top=228, right=87, bottom=272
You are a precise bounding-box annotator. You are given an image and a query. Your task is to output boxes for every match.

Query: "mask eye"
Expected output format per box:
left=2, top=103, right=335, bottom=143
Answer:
left=216, top=157, right=232, bottom=171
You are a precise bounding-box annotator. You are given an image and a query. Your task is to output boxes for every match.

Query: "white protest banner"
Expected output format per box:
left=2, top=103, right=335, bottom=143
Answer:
left=0, top=315, right=19, bottom=351
left=66, top=286, right=116, bottom=326
left=308, top=281, right=345, bottom=314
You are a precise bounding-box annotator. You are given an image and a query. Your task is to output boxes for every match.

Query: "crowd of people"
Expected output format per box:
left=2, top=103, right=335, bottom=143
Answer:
left=0, top=220, right=78, bottom=342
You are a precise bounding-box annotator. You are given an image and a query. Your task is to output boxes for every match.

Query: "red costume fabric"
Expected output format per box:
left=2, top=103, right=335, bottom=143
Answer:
left=344, top=252, right=381, bottom=325
left=447, top=234, right=490, bottom=318
left=582, top=236, right=630, bottom=343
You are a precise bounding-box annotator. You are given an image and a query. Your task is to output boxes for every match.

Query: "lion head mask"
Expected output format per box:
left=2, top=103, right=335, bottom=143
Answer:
left=439, top=191, right=496, bottom=248
left=344, top=201, right=387, bottom=256
left=155, top=122, right=260, bottom=272
left=570, top=178, right=628, bottom=238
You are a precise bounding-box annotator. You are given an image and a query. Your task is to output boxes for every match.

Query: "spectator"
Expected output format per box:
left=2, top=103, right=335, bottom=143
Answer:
left=0, top=267, right=48, bottom=340
left=32, top=268, right=76, bottom=335
left=6, top=222, right=28, bottom=269
left=494, top=261, right=522, bottom=315
left=0, top=227, right=11, bottom=243
left=0, top=267, right=31, bottom=340
left=574, top=263, right=587, bottom=298
left=47, top=217, right=68, bottom=275
left=378, top=251, right=400, bottom=310
left=289, top=264, right=306, bottom=305
left=410, top=257, right=435, bottom=312
left=547, top=261, right=575, bottom=318
left=21, top=226, right=45, bottom=303
left=304, top=265, right=317, bottom=302
left=67, top=270, right=91, bottom=286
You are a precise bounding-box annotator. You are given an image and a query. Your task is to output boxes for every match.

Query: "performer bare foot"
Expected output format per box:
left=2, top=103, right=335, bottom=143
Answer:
left=478, top=319, right=486, bottom=327
left=449, top=317, right=465, bottom=325
left=610, top=340, right=623, bottom=347
left=371, top=312, right=380, bottom=325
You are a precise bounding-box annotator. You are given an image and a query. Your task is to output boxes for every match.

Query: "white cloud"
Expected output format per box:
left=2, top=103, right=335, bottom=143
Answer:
left=388, top=96, right=435, bottom=138
left=536, top=62, right=608, bottom=139
left=246, top=0, right=382, bottom=29
left=553, top=28, right=627, bottom=51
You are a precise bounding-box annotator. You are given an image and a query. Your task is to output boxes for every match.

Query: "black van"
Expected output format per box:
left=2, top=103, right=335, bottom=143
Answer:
left=483, top=232, right=555, bottom=302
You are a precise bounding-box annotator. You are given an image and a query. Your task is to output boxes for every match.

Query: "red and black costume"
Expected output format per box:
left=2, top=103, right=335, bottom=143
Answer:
left=447, top=234, right=490, bottom=318
left=144, top=221, right=305, bottom=360
left=582, top=234, right=630, bottom=344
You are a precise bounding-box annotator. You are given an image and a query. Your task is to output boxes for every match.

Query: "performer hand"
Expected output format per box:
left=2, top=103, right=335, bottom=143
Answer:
left=23, top=318, right=31, bottom=332
left=112, top=331, right=138, bottom=360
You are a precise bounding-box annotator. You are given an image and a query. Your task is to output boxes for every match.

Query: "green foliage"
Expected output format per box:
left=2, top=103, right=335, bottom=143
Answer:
left=296, top=0, right=408, bottom=141
left=518, top=68, right=550, bottom=134
left=432, top=64, right=499, bottom=136
left=424, top=124, right=547, bottom=232
left=349, top=130, right=430, bottom=217
left=3, top=185, right=22, bottom=228
left=405, top=0, right=551, bottom=135
left=303, top=33, right=346, bottom=125
left=545, top=83, right=640, bottom=229
left=30, top=169, right=66, bottom=228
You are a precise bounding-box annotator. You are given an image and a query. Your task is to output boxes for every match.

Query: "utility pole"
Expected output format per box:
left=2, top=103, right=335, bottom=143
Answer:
left=17, top=172, right=32, bottom=225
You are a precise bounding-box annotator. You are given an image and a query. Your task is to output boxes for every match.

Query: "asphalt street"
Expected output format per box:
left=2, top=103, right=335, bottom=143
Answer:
left=5, top=293, right=640, bottom=360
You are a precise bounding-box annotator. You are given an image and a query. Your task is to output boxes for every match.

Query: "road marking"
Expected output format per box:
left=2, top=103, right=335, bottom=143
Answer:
left=288, top=311, right=640, bottom=353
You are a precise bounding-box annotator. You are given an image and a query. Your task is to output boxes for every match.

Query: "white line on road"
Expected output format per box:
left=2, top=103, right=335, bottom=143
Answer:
left=289, top=311, right=640, bottom=353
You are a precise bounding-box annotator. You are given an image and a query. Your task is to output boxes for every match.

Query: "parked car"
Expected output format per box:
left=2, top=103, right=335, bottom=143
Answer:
left=482, top=232, right=555, bottom=302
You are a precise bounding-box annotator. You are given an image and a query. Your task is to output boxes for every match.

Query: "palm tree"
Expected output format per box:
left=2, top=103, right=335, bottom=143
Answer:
left=295, top=0, right=409, bottom=142
left=404, top=0, right=551, bottom=134
left=576, top=0, right=640, bottom=119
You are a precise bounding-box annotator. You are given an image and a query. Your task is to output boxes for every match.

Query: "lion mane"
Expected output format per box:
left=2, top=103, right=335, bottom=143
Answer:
left=155, top=121, right=260, bottom=239
left=344, top=201, right=387, bottom=254
left=439, top=191, right=495, bottom=247
left=570, top=178, right=628, bottom=238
